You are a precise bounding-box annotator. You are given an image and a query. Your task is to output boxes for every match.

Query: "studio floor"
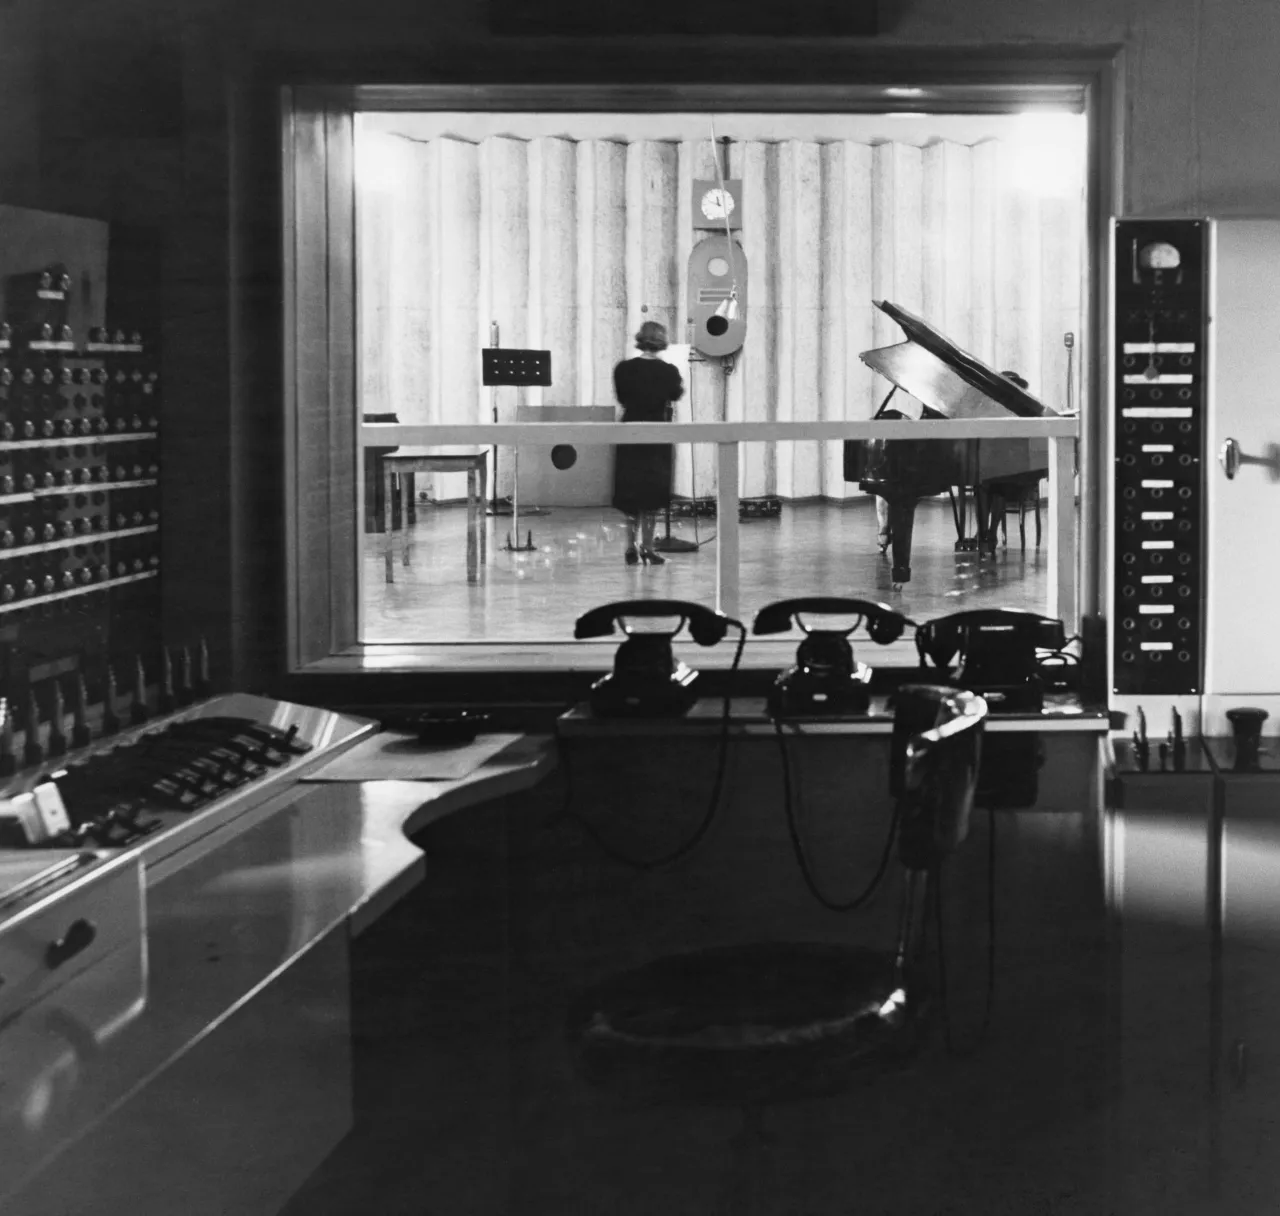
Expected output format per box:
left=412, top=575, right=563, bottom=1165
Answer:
left=361, top=497, right=1056, bottom=644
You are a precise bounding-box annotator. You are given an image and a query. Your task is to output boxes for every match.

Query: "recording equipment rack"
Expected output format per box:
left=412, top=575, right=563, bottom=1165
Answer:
left=0, top=257, right=166, bottom=747
left=1112, top=219, right=1207, bottom=695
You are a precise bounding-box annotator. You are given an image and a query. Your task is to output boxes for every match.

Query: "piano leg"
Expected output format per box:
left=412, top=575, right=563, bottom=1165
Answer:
left=885, top=497, right=918, bottom=586
left=975, top=485, right=1001, bottom=556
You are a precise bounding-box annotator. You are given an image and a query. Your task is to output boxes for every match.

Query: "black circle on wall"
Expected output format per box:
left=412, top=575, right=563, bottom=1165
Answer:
left=551, top=444, right=578, bottom=470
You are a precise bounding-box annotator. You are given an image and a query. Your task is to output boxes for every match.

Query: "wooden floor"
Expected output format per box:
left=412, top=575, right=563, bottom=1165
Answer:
left=362, top=498, right=1056, bottom=643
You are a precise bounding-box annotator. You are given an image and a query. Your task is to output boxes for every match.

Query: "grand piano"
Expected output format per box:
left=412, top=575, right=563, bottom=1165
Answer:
left=844, top=300, right=1061, bottom=586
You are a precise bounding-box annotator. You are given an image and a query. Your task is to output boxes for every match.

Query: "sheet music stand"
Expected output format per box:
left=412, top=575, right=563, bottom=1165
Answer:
left=482, top=346, right=552, bottom=552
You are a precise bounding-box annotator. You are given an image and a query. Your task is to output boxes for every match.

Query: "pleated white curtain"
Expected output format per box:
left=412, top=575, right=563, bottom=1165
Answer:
left=358, top=129, right=1084, bottom=502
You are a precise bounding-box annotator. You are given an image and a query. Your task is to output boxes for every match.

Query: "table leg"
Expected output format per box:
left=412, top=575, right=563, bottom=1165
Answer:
left=467, top=467, right=478, bottom=583
left=384, top=466, right=394, bottom=583
left=402, top=475, right=412, bottom=567
left=478, top=462, right=488, bottom=566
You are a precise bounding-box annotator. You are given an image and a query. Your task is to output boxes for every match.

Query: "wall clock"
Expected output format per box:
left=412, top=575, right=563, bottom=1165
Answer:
left=692, top=179, right=743, bottom=230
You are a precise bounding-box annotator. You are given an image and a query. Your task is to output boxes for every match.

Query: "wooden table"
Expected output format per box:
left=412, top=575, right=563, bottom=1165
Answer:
left=382, top=450, right=488, bottom=583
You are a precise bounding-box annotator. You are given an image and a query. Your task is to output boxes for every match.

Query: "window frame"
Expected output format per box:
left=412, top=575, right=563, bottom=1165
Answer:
left=282, top=70, right=1120, bottom=677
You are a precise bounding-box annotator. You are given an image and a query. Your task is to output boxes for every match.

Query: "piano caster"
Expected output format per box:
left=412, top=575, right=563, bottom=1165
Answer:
left=890, top=565, right=910, bottom=591
left=891, top=582, right=905, bottom=592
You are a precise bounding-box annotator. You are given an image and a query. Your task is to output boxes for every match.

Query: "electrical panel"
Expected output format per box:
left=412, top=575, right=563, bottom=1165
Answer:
left=1112, top=219, right=1207, bottom=695
left=0, top=258, right=172, bottom=775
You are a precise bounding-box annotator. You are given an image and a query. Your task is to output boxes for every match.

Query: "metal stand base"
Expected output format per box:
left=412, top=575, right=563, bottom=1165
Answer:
left=651, top=535, right=699, bottom=553
left=487, top=497, right=550, bottom=518
left=504, top=530, right=536, bottom=552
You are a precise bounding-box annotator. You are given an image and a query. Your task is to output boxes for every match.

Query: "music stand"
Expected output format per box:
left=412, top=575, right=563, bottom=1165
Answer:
left=482, top=347, right=552, bottom=552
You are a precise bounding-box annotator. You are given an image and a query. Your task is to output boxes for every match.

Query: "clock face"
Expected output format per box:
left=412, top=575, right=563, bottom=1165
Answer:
left=700, top=188, right=736, bottom=221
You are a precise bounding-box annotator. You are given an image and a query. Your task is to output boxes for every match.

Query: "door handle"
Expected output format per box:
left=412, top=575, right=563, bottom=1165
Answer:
left=1220, top=438, right=1242, bottom=479
left=1218, top=439, right=1280, bottom=481
left=45, top=918, right=96, bottom=970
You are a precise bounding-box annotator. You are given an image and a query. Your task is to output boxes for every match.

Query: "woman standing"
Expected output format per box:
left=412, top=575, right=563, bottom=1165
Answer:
left=612, top=320, right=684, bottom=565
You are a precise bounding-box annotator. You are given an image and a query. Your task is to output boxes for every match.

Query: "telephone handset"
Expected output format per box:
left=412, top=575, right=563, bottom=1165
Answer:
left=573, top=599, right=732, bottom=647
left=753, top=597, right=908, bottom=644
left=915, top=608, right=1066, bottom=713
left=752, top=597, right=912, bottom=717
left=574, top=600, right=741, bottom=718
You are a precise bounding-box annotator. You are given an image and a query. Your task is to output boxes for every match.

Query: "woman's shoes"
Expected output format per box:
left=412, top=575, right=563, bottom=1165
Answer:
left=625, top=546, right=640, bottom=566
left=639, top=546, right=665, bottom=565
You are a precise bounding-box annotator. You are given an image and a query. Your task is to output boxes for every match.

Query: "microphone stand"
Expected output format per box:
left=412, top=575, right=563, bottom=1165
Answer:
left=487, top=322, right=503, bottom=517
left=482, top=321, right=543, bottom=550
left=653, top=337, right=716, bottom=552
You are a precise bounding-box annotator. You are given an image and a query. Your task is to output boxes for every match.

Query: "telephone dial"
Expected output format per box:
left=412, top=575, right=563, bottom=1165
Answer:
left=752, top=597, right=910, bottom=717
left=915, top=608, right=1066, bottom=713
left=573, top=600, right=741, bottom=718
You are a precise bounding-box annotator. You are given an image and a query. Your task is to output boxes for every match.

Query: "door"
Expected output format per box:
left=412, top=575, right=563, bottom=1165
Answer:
left=1204, top=219, right=1280, bottom=695
left=1219, top=776, right=1280, bottom=1211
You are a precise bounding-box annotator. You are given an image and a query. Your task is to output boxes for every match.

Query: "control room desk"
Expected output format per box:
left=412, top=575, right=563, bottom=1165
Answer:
left=2, top=734, right=556, bottom=1216
left=553, top=692, right=1109, bottom=950
left=551, top=697, right=1111, bottom=1106
left=557, top=692, right=1111, bottom=737
left=488, top=698, right=1120, bottom=1211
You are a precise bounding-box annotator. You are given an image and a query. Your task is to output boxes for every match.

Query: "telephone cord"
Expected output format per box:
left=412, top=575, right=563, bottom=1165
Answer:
left=556, top=623, right=746, bottom=870
left=771, top=716, right=900, bottom=913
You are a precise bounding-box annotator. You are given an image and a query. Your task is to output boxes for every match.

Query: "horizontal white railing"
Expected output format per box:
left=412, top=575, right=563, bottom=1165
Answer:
left=363, top=418, right=1079, bottom=445
left=360, top=418, right=1080, bottom=624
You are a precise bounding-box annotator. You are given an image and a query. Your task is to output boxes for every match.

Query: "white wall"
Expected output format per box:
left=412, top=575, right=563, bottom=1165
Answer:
left=356, top=114, right=1086, bottom=503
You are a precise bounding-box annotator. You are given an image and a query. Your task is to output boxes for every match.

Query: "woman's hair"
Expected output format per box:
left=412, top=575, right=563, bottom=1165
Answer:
left=634, top=320, right=669, bottom=352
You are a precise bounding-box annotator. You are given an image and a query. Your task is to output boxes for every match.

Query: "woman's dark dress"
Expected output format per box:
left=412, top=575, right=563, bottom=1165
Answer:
left=612, top=357, right=684, bottom=514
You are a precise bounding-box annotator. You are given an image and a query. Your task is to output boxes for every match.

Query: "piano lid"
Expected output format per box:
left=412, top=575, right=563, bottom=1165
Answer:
left=860, top=300, right=1059, bottom=419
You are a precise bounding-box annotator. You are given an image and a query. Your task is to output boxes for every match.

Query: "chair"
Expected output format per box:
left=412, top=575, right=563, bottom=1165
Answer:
left=982, top=474, right=1044, bottom=551
left=565, top=685, right=987, bottom=1212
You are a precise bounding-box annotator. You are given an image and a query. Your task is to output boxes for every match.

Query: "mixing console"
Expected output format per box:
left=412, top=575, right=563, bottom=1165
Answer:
left=0, top=693, right=376, bottom=877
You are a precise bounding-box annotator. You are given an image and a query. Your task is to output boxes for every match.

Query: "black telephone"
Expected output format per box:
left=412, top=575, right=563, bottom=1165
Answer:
left=915, top=608, right=1066, bottom=713
left=574, top=600, right=738, bottom=718
left=752, top=597, right=910, bottom=717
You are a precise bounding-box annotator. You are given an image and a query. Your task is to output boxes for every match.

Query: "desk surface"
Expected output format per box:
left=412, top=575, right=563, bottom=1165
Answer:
left=558, top=694, right=1109, bottom=736
left=0, top=733, right=556, bottom=1205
